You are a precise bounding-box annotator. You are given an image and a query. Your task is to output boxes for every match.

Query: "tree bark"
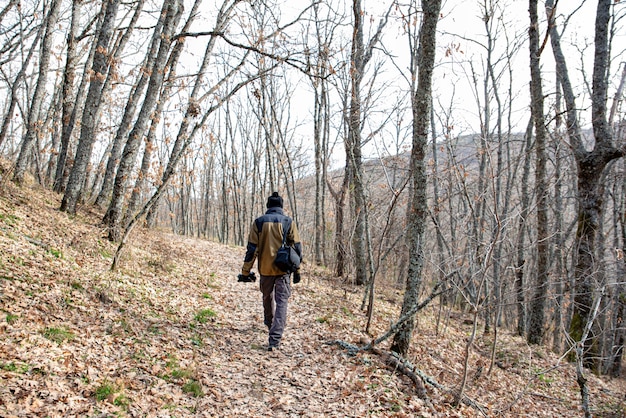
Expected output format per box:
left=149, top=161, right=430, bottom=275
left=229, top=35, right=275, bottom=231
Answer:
left=514, top=118, right=532, bottom=336
left=0, top=21, right=42, bottom=151
left=53, top=0, right=83, bottom=193
left=527, top=0, right=550, bottom=346
left=93, top=0, right=147, bottom=208
left=60, top=0, right=120, bottom=214
left=552, top=76, right=565, bottom=354
left=391, top=0, right=442, bottom=356
left=545, top=0, right=623, bottom=368
left=346, top=0, right=391, bottom=286
left=145, top=0, right=240, bottom=229
left=13, top=0, right=62, bottom=184
left=105, top=0, right=183, bottom=240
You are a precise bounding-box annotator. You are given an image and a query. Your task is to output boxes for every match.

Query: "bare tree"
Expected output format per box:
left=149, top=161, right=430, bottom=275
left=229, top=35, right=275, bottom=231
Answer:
left=526, top=0, right=550, bottom=346
left=144, top=0, right=246, bottom=229
left=306, top=0, right=343, bottom=267
left=345, top=0, right=393, bottom=286
left=546, top=0, right=624, bottom=369
left=91, top=0, right=148, bottom=207
left=0, top=13, right=42, bottom=150
left=13, top=0, right=62, bottom=184
left=53, top=0, right=85, bottom=193
left=391, top=0, right=442, bottom=356
left=105, top=0, right=183, bottom=240
left=60, top=0, right=121, bottom=214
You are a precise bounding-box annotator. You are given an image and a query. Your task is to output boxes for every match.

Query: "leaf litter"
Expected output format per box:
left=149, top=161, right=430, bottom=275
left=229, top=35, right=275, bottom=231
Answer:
left=0, top=179, right=625, bottom=417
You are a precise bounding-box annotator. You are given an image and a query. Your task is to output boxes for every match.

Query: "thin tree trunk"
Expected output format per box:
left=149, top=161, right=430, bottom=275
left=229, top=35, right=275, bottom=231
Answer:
left=347, top=0, right=391, bottom=286
left=54, top=17, right=98, bottom=194
left=515, top=118, right=533, bottom=337
left=145, top=0, right=240, bottom=228
left=391, top=0, right=442, bottom=356
left=0, top=22, right=42, bottom=150
left=61, top=0, right=120, bottom=214
left=527, top=0, right=550, bottom=345
left=13, top=0, right=62, bottom=184
left=94, top=0, right=147, bottom=208
left=53, top=0, right=83, bottom=192
left=545, top=0, right=624, bottom=369
left=106, top=0, right=183, bottom=240
left=552, top=76, right=565, bottom=354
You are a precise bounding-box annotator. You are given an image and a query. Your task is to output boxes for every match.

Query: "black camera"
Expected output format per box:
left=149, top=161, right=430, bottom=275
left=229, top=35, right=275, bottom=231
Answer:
left=237, top=271, right=257, bottom=282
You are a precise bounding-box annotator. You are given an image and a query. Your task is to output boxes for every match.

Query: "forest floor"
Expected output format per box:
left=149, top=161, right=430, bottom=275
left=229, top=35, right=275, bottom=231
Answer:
left=1, top=175, right=625, bottom=417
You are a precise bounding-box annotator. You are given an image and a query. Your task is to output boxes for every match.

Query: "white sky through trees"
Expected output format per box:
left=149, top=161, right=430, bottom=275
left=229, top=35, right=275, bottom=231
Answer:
left=267, top=0, right=623, bottom=171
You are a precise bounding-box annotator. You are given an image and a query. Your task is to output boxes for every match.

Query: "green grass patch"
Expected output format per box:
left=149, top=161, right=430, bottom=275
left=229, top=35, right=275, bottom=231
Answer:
left=341, top=306, right=355, bottom=318
left=117, top=318, right=131, bottom=333
left=113, top=394, right=130, bottom=409
left=0, top=213, right=19, bottom=226
left=171, top=368, right=193, bottom=380
left=8, top=256, right=24, bottom=266
left=191, top=334, right=203, bottom=346
left=1, top=361, right=29, bottom=373
left=165, top=355, right=179, bottom=369
left=41, top=326, right=75, bottom=344
left=94, top=381, right=116, bottom=401
left=94, top=380, right=129, bottom=409
left=147, top=324, right=161, bottom=334
left=182, top=379, right=203, bottom=397
left=97, top=240, right=112, bottom=259
left=48, top=248, right=63, bottom=258
left=162, top=355, right=196, bottom=383
left=316, top=316, right=329, bottom=324
left=6, top=313, right=18, bottom=324
left=70, top=281, right=83, bottom=290
left=195, top=308, right=216, bottom=324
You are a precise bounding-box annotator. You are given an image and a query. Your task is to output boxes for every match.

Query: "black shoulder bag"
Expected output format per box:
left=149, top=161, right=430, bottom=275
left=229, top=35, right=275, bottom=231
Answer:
left=274, top=220, right=300, bottom=273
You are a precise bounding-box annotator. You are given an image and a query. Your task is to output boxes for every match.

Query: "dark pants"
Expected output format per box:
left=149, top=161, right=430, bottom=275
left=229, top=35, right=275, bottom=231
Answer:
left=260, top=274, right=291, bottom=347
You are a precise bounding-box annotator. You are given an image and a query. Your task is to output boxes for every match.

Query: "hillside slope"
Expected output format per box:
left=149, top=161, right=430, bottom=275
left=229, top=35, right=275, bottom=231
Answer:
left=0, top=179, right=624, bottom=417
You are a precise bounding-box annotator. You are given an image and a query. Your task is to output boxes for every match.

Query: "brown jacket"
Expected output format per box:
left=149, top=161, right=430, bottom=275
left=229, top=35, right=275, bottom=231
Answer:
left=242, top=207, right=302, bottom=276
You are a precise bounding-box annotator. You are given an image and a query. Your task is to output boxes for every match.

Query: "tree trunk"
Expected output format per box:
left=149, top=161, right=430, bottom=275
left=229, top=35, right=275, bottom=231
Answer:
left=54, top=23, right=97, bottom=194
left=545, top=0, right=624, bottom=369
left=346, top=0, right=391, bottom=286
left=94, top=0, right=147, bottom=208
left=53, top=0, right=83, bottom=193
left=347, top=0, right=366, bottom=283
left=515, top=118, right=532, bottom=336
left=552, top=76, right=565, bottom=354
left=144, top=0, right=237, bottom=229
left=391, top=0, right=442, bottom=357
left=310, top=4, right=332, bottom=267
left=13, top=0, right=62, bottom=184
left=527, top=0, right=550, bottom=346
left=0, top=19, right=42, bottom=151
left=61, top=0, right=120, bottom=214
left=105, top=0, right=182, bottom=240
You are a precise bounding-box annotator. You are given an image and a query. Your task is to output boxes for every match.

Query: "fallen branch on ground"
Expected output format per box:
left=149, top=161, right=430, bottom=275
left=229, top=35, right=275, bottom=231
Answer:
left=326, top=339, right=487, bottom=415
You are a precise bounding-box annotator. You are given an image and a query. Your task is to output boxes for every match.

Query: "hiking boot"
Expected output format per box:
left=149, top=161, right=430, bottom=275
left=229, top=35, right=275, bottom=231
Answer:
left=268, top=344, right=280, bottom=352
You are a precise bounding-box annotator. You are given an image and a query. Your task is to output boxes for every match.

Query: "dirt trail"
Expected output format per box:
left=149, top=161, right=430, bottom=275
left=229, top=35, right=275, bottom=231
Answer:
left=156, top=236, right=419, bottom=417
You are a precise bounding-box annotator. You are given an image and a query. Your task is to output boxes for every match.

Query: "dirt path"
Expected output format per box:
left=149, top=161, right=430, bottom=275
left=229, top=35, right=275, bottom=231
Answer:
left=153, top=236, right=423, bottom=417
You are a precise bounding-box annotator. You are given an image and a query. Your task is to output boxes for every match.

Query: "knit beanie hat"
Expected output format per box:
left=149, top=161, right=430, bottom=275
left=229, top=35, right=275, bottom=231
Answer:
left=267, top=192, right=284, bottom=208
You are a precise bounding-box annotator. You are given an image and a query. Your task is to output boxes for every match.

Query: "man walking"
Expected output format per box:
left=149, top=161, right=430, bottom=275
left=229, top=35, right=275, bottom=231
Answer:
left=240, top=192, right=302, bottom=351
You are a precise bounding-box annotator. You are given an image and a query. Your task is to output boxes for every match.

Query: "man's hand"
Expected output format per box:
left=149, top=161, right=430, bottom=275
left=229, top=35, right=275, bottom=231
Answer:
left=293, top=271, right=301, bottom=284
left=238, top=272, right=256, bottom=282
